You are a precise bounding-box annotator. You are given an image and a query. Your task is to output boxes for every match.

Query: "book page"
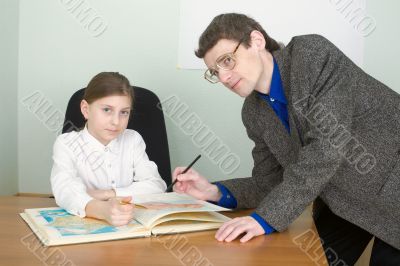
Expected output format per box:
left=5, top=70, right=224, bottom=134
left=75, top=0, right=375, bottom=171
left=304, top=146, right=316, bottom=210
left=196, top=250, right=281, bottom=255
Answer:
left=22, top=207, right=150, bottom=246
left=133, top=192, right=230, bottom=228
left=151, top=220, right=226, bottom=235
left=150, top=211, right=231, bottom=229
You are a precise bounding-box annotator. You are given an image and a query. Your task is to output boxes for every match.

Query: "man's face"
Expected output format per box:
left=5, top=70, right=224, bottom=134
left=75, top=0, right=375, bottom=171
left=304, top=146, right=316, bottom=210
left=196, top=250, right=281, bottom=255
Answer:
left=204, top=38, right=265, bottom=97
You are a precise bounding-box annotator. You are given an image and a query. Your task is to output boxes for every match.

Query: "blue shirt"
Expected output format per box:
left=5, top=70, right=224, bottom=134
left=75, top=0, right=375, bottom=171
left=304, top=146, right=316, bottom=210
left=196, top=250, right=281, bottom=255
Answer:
left=214, top=57, right=290, bottom=235
left=258, top=58, right=290, bottom=133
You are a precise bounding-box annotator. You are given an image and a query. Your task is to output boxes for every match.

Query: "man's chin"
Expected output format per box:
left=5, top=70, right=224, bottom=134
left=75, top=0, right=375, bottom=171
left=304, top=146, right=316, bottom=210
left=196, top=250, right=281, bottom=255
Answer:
left=227, top=83, right=253, bottom=97
left=237, top=88, right=253, bottom=98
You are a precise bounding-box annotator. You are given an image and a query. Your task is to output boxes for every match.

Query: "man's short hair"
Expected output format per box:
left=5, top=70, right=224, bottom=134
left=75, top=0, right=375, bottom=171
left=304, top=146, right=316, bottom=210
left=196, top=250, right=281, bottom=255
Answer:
left=195, top=13, right=281, bottom=58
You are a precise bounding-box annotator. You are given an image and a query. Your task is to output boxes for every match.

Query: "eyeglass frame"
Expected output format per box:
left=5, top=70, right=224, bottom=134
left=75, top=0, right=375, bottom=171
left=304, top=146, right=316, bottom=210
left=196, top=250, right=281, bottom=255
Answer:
left=204, top=38, right=244, bottom=84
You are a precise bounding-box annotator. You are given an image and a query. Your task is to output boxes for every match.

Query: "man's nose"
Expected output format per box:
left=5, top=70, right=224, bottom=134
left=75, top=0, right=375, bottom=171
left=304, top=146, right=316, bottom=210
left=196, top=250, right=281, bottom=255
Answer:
left=218, top=69, right=232, bottom=85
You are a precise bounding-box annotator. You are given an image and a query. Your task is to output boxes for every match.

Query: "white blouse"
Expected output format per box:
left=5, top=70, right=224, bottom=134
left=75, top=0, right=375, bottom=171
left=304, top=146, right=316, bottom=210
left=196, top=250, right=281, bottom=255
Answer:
left=50, top=126, right=167, bottom=217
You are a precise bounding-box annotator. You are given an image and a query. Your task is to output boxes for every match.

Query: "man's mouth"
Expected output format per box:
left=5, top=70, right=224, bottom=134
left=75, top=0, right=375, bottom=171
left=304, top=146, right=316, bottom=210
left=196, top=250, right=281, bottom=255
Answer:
left=231, top=79, right=241, bottom=90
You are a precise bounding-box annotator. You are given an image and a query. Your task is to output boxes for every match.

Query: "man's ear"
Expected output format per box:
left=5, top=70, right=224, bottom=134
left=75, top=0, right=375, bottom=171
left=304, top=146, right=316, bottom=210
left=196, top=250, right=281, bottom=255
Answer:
left=249, top=30, right=266, bottom=51
left=80, top=100, right=89, bottom=120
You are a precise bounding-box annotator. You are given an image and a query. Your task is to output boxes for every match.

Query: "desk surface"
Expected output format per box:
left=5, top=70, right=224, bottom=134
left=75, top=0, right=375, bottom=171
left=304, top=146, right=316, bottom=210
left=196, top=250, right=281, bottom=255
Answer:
left=0, top=196, right=327, bottom=266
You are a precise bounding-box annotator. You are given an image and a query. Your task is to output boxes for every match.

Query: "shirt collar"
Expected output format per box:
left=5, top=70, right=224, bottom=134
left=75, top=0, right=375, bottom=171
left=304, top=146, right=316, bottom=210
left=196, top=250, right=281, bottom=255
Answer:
left=81, top=124, right=121, bottom=154
left=258, top=57, right=287, bottom=105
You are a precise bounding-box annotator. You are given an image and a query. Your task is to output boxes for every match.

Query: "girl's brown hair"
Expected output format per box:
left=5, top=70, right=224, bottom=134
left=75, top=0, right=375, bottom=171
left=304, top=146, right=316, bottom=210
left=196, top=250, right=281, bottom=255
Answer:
left=83, top=72, right=134, bottom=106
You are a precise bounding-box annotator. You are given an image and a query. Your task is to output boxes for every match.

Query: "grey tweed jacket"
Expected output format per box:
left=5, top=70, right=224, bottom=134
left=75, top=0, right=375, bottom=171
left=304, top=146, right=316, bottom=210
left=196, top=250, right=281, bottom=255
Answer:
left=219, top=34, right=400, bottom=249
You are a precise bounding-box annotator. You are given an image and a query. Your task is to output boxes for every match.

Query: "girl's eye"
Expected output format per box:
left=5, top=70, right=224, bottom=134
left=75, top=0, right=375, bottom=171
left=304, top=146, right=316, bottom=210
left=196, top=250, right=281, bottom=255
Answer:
left=103, top=108, right=111, bottom=113
left=121, top=110, right=130, bottom=116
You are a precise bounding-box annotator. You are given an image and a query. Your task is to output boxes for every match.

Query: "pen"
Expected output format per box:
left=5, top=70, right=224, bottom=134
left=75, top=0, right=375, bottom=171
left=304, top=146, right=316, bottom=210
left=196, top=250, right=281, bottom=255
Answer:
left=165, top=154, right=201, bottom=192
left=119, top=200, right=131, bottom=205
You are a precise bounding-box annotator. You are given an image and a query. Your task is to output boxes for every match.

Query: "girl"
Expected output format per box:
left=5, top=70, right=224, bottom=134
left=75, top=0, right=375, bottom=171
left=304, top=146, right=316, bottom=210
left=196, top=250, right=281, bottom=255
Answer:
left=51, top=72, right=166, bottom=226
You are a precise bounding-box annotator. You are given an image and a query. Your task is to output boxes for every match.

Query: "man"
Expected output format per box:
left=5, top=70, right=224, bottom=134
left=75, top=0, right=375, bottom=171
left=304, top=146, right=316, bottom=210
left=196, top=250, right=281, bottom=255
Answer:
left=173, top=13, right=400, bottom=265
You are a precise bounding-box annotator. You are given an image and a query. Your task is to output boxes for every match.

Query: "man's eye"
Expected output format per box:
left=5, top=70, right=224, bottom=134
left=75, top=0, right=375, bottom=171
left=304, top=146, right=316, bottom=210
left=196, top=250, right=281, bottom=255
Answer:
left=217, top=55, right=234, bottom=69
left=224, top=57, right=232, bottom=64
left=210, top=69, right=218, bottom=76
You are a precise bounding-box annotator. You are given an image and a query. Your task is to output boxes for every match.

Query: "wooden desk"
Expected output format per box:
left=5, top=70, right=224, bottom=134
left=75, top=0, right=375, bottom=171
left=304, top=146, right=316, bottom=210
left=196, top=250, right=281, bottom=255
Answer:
left=0, top=196, right=327, bottom=266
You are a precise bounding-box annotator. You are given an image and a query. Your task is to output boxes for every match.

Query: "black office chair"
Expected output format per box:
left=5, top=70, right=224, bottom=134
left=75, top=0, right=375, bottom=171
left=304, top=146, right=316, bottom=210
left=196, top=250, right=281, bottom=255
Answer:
left=62, top=86, right=172, bottom=186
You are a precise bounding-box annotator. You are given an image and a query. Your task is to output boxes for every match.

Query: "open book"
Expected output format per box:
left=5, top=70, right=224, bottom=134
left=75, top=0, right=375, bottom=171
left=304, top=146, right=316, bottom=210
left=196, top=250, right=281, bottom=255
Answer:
left=20, top=192, right=231, bottom=246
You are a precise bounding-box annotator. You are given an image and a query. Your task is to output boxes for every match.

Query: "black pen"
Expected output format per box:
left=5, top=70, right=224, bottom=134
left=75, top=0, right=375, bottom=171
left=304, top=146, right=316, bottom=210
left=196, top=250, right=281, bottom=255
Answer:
left=165, top=154, right=201, bottom=192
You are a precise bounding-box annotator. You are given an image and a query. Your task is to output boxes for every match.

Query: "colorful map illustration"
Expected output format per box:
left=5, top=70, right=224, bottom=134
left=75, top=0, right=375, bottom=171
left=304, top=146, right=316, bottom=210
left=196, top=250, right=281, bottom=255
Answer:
left=38, top=209, right=142, bottom=236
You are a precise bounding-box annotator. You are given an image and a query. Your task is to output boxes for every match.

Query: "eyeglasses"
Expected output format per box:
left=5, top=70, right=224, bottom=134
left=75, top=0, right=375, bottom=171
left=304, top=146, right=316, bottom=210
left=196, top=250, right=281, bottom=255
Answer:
left=204, top=40, right=242, bottom=84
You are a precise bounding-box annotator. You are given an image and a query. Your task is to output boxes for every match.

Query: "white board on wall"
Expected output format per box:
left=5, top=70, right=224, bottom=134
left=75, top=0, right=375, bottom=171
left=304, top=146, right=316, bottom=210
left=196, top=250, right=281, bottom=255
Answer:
left=178, top=0, right=371, bottom=69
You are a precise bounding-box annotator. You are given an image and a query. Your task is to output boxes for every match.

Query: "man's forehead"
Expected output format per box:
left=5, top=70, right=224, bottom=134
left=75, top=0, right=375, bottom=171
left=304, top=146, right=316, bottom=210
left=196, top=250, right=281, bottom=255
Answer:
left=210, top=39, right=239, bottom=54
left=204, top=39, right=239, bottom=65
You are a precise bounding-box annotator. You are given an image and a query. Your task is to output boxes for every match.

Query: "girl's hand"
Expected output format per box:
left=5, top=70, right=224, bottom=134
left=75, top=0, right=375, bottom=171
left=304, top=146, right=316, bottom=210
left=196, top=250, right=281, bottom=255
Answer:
left=87, top=189, right=116, bottom=201
left=86, top=196, right=134, bottom=226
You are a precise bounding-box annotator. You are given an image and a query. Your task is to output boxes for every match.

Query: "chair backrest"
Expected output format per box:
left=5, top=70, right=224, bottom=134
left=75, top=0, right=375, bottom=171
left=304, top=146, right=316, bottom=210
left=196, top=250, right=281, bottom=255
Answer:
left=62, top=86, right=172, bottom=186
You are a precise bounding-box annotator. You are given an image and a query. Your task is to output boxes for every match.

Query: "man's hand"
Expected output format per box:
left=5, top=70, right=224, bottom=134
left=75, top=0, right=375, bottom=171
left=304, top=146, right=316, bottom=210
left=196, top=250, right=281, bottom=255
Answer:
left=215, top=216, right=265, bottom=243
left=172, top=167, right=221, bottom=202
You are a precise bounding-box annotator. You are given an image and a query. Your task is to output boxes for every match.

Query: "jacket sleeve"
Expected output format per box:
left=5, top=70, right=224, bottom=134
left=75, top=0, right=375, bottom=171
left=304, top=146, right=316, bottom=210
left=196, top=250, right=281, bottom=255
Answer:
left=219, top=120, right=284, bottom=209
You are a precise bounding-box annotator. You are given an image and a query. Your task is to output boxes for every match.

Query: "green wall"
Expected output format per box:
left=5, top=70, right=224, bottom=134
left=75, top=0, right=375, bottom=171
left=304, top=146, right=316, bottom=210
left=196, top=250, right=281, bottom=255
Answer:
left=0, top=0, right=19, bottom=195
left=0, top=0, right=398, bottom=194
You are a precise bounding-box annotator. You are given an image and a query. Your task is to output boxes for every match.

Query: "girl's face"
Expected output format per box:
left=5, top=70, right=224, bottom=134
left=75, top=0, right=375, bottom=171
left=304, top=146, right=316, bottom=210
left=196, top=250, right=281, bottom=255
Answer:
left=81, top=94, right=132, bottom=145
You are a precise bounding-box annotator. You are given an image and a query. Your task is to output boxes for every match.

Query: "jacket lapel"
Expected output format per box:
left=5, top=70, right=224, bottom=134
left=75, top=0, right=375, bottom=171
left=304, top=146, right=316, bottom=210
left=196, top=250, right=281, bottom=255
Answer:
left=254, top=51, right=302, bottom=167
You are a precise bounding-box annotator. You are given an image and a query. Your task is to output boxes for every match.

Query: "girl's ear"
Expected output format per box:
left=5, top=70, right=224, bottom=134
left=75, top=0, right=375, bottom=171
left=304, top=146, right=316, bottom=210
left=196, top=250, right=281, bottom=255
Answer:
left=80, top=100, right=89, bottom=120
